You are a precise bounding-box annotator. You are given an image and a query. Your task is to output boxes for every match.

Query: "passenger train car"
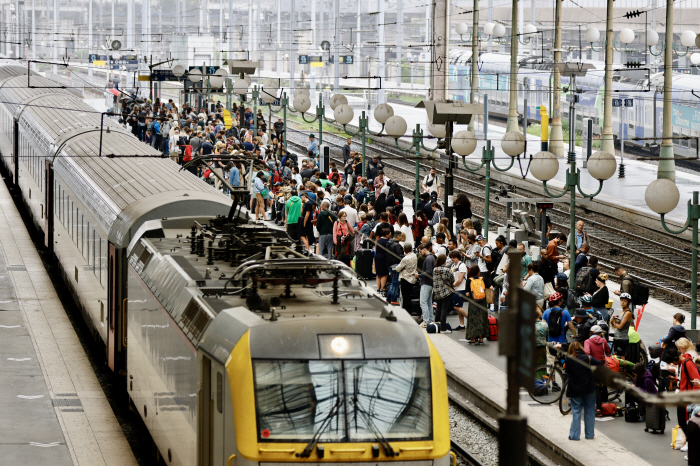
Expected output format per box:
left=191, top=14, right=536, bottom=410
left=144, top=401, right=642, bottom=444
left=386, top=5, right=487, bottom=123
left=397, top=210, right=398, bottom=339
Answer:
left=448, top=50, right=700, bottom=157
left=0, top=62, right=450, bottom=466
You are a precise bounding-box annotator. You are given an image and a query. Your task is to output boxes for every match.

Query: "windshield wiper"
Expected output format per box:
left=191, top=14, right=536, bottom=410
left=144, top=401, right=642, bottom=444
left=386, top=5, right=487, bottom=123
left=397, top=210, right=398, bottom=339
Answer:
left=352, top=401, right=396, bottom=457
left=300, top=394, right=343, bottom=458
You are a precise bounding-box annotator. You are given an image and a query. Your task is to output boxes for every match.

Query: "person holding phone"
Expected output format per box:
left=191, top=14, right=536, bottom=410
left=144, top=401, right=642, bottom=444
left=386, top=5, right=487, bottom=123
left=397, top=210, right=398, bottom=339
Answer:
left=610, top=292, right=634, bottom=360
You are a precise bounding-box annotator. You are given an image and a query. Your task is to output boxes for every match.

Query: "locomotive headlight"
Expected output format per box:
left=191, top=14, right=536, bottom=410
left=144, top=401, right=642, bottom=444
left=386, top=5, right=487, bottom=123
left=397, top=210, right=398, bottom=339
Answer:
left=319, top=335, right=364, bottom=359
left=331, top=337, right=348, bottom=353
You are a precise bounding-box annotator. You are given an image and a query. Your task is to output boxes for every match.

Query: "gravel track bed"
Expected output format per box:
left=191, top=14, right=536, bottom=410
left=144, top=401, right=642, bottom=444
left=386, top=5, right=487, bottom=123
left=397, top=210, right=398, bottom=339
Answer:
left=449, top=404, right=498, bottom=466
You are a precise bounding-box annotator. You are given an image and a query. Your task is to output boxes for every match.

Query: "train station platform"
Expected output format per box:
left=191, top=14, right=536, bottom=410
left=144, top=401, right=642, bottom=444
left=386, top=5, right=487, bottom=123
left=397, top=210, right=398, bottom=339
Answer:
left=338, top=98, right=698, bottom=232
left=431, top=271, right=688, bottom=466
left=0, top=180, right=137, bottom=465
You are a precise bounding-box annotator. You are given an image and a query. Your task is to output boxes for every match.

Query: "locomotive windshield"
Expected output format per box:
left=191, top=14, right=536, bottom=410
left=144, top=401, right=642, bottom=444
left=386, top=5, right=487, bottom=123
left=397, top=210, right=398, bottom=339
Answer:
left=253, top=359, right=432, bottom=442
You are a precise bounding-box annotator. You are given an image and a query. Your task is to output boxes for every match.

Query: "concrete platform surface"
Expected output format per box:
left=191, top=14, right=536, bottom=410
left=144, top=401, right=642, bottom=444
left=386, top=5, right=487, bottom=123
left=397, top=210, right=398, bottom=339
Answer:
left=0, top=178, right=138, bottom=466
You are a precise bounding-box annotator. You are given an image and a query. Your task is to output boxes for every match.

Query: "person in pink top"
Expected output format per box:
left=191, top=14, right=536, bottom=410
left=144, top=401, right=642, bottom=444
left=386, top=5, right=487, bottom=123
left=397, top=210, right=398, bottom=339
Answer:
left=584, top=325, right=611, bottom=416
left=333, top=211, right=355, bottom=259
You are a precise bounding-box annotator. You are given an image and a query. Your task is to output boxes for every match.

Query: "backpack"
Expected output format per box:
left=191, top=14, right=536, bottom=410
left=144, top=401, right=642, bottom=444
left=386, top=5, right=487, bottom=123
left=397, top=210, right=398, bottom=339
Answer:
left=472, top=219, right=483, bottom=235
left=365, top=190, right=376, bottom=204
left=470, top=277, right=486, bottom=300
left=630, top=279, right=649, bottom=305
left=547, top=308, right=563, bottom=337
left=385, top=239, right=404, bottom=267
left=574, top=267, right=596, bottom=295
left=483, top=245, right=501, bottom=276
left=565, top=289, right=578, bottom=311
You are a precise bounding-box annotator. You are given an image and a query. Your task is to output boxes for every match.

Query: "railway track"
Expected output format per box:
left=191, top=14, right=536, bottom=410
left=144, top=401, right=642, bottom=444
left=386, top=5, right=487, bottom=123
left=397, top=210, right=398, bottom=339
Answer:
left=451, top=440, right=485, bottom=466
left=285, top=123, right=694, bottom=310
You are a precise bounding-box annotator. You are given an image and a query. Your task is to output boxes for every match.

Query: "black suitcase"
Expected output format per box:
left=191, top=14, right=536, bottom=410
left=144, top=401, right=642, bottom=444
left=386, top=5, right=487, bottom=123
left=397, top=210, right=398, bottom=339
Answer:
left=355, top=249, right=374, bottom=280
left=409, top=298, right=422, bottom=316
left=644, top=404, right=666, bottom=434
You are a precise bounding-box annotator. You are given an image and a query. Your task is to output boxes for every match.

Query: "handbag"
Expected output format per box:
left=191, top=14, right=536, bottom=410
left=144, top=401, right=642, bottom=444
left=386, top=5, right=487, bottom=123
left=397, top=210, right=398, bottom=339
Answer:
left=485, top=288, right=494, bottom=305
left=543, top=282, right=555, bottom=300
left=260, top=189, right=268, bottom=197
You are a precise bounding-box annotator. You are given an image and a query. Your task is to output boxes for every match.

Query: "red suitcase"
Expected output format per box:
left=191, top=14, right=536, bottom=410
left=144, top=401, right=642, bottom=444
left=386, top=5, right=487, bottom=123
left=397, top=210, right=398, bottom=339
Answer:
left=488, top=315, right=499, bottom=341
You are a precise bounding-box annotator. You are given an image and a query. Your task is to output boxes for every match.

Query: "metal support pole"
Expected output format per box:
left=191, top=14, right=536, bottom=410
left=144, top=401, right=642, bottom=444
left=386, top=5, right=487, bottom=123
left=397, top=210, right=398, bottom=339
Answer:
left=619, top=135, right=625, bottom=177
left=484, top=141, right=492, bottom=241
left=415, top=141, right=420, bottom=214
left=549, top=0, right=563, bottom=157
left=88, top=0, right=93, bottom=77
left=484, top=93, right=489, bottom=139
left=253, top=86, right=258, bottom=135
left=283, top=94, right=288, bottom=151
left=445, top=120, right=454, bottom=236
left=333, top=0, right=340, bottom=93
left=693, top=193, right=698, bottom=329
left=396, top=0, right=402, bottom=87
left=468, top=0, right=479, bottom=133
left=52, top=0, right=57, bottom=74
left=658, top=0, right=676, bottom=181
left=377, top=0, right=386, bottom=103
left=506, top=0, right=519, bottom=132
left=600, top=0, right=615, bottom=155
left=583, top=117, right=592, bottom=168
left=289, top=0, right=295, bottom=93
left=361, top=118, right=367, bottom=180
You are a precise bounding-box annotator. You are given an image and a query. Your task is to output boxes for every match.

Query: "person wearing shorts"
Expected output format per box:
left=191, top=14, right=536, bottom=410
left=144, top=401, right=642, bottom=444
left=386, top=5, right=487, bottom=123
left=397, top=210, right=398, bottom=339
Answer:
left=298, top=192, right=316, bottom=251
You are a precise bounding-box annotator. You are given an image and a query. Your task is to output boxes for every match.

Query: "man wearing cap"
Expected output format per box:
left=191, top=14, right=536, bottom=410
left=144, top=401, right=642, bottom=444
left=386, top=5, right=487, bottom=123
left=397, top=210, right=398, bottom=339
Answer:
left=340, top=196, right=358, bottom=227
left=584, top=325, right=610, bottom=363
left=307, top=134, right=319, bottom=158
left=571, top=308, right=597, bottom=344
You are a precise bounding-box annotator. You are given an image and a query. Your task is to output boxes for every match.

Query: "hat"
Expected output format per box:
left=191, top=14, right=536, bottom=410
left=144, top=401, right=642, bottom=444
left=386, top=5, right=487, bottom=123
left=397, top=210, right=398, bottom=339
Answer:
left=591, top=325, right=603, bottom=334
left=580, top=295, right=592, bottom=304
left=475, top=235, right=485, bottom=241
left=548, top=292, right=563, bottom=303
left=436, top=232, right=446, bottom=239
left=309, top=134, right=315, bottom=138
left=556, top=273, right=568, bottom=283
left=573, top=308, right=589, bottom=318
left=344, top=194, right=353, bottom=201
left=619, top=292, right=632, bottom=300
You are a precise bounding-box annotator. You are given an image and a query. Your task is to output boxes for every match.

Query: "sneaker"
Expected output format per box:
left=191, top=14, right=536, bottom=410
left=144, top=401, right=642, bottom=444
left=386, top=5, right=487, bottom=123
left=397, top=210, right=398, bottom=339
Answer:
left=681, top=444, right=688, bottom=452
left=442, top=329, right=452, bottom=334
left=420, top=322, right=427, bottom=328
left=454, top=325, right=465, bottom=331
left=685, top=456, right=688, bottom=461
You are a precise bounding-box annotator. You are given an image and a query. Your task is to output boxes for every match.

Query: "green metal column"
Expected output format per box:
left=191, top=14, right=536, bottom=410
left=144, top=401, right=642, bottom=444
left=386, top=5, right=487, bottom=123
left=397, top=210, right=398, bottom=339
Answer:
left=253, top=86, right=258, bottom=135
left=569, top=168, right=577, bottom=290
left=484, top=141, right=492, bottom=241
left=692, top=192, right=698, bottom=329
left=361, top=123, right=367, bottom=180
left=283, top=94, right=288, bottom=151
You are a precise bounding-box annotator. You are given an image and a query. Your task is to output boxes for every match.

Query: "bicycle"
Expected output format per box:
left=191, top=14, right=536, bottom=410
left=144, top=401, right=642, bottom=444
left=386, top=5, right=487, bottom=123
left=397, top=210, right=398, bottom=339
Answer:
left=529, top=353, right=567, bottom=405
left=558, top=364, right=635, bottom=416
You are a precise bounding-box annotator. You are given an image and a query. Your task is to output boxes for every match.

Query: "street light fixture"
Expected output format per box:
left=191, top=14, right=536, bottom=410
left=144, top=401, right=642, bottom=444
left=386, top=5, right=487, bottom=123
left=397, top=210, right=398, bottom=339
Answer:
left=338, top=103, right=391, bottom=180
left=645, top=179, right=698, bottom=329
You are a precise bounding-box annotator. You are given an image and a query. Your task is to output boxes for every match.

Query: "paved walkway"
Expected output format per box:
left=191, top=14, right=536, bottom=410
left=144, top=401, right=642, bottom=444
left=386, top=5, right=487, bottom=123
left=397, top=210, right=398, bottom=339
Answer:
left=0, top=179, right=137, bottom=466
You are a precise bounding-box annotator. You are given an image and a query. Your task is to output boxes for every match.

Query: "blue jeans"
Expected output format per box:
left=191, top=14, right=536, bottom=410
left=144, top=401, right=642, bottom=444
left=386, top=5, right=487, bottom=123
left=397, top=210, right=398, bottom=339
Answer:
left=318, top=234, right=333, bottom=260
left=569, top=391, right=596, bottom=440
left=420, top=285, right=434, bottom=324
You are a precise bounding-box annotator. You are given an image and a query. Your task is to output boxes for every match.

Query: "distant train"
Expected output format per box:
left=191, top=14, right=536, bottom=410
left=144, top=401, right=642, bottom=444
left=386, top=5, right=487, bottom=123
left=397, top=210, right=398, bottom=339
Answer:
left=447, top=50, right=700, bottom=157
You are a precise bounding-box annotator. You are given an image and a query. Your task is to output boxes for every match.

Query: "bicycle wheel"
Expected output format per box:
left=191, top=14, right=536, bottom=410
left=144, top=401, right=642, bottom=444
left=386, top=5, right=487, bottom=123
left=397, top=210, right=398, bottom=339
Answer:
left=559, top=381, right=572, bottom=415
left=607, top=371, right=635, bottom=404
left=529, top=364, right=565, bottom=404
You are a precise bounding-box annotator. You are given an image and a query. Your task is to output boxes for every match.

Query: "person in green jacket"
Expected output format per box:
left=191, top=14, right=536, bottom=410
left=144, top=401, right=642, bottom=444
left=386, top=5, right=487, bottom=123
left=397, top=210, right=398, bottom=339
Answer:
left=316, top=200, right=338, bottom=259
left=285, top=192, right=302, bottom=241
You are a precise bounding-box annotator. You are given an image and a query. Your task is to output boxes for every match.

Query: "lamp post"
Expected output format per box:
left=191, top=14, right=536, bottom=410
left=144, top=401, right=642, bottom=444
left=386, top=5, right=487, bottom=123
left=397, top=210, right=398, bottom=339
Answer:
left=386, top=120, right=438, bottom=214
left=338, top=103, right=392, bottom=180
left=458, top=132, right=524, bottom=240
left=645, top=179, right=697, bottom=329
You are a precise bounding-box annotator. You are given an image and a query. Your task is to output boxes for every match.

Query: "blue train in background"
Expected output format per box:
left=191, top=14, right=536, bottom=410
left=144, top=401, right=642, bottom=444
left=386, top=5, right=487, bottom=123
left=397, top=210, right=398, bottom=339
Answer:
left=447, top=50, right=700, bottom=159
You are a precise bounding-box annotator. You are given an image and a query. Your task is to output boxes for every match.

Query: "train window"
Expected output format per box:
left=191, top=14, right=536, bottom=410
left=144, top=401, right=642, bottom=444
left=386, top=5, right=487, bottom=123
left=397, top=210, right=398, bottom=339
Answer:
left=691, top=134, right=698, bottom=150
left=673, top=127, right=680, bottom=146
left=681, top=128, right=689, bottom=148
left=252, top=359, right=432, bottom=442
left=216, top=372, right=223, bottom=414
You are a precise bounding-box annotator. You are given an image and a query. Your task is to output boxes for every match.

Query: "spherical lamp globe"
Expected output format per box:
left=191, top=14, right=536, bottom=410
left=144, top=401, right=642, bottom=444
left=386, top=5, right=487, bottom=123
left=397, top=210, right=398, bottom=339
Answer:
left=619, top=28, right=635, bottom=44
left=329, top=93, right=348, bottom=110
left=455, top=23, right=469, bottom=35
left=587, top=151, right=617, bottom=180
left=293, top=95, right=312, bottom=113
left=645, top=178, right=680, bottom=214
left=188, top=68, right=202, bottom=83
left=374, top=103, right=394, bottom=124
left=452, top=130, right=477, bottom=156
left=232, top=79, right=249, bottom=94
left=691, top=53, right=700, bottom=66
left=260, top=87, right=278, bottom=104
left=501, top=131, right=526, bottom=157
left=524, top=24, right=538, bottom=35
left=172, top=64, right=186, bottom=78
left=681, top=30, right=697, bottom=47
left=585, top=27, right=600, bottom=43
left=334, top=104, right=354, bottom=125
left=385, top=116, right=407, bottom=138
left=492, top=24, right=506, bottom=38
left=647, top=30, right=659, bottom=47
left=429, top=123, right=446, bottom=139
left=484, top=22, right=495, bottom=35
left=530, top=151, right=559, bottom=182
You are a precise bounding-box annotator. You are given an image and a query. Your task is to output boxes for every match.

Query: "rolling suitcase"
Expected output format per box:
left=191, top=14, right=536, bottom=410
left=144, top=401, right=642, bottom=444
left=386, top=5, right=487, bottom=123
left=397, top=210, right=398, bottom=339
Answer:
left=644, top=404, right=666, bottom=434
left=488, top=315, right=499, bottom=341
left=355, top=249, right=374, bottom=280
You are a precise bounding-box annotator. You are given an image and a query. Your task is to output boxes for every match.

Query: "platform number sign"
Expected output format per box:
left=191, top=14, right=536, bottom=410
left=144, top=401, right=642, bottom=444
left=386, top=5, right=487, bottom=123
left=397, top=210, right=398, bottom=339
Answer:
left=624, top=98, right=634, bottom=107
left=299, top=55, right=308, bottom=64
left=612, top=98, right=622, bottom=107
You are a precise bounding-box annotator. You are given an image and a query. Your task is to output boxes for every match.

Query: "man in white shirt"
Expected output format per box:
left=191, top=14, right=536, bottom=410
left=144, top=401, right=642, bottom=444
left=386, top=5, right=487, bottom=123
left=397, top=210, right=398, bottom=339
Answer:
left=422, top=167, right=442, bottom=199
left=433, top=232, right=448, bottom=257
left=474, top=235, right=493, bottom=288
left=339, top=196, right=358, bottom=227
left=260, top=131, right=269, bottom=145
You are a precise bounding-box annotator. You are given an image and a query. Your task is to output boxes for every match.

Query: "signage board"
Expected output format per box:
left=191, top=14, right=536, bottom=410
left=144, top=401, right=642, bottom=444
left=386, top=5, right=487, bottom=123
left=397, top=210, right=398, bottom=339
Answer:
left=612, top=98, right=622, bottom=107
